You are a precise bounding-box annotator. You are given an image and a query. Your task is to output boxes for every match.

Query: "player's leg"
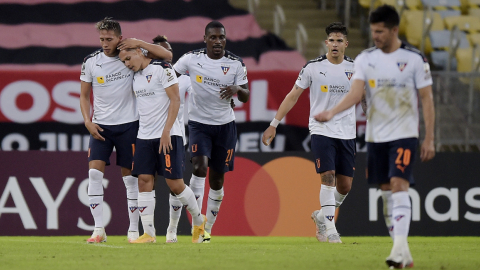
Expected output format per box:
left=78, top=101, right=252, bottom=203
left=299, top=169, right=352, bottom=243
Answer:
left=334, top=138, right=356, bottom=215
left=386, top=138, right=417, bottom=268
left=204, top=121, right=236, bottom=237
left=114, top=121, right=140, bottom=242
left=163, top=136, right=206, bottom=243
left=310, top=135, right=339, bottom=243
left=130, top=139, right=157, bottom=243
left=188, top=121, right=211, bottom=212
left=166, top=190, right=182, bottom=243
left=86, top=128, right=113, bottom=243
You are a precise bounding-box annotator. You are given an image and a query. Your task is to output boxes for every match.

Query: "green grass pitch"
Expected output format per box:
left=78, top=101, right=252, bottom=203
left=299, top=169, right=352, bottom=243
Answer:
left=0, top=236, right=478, bottom=269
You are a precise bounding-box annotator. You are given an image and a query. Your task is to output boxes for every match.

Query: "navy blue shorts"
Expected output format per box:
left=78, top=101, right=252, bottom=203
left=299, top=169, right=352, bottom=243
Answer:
left=367, top=137, right=418, bottom=185
left=311, top=134, right=356, bottom=177
left=188, top=120, right=237, bottom=173
left=132, top=136, right=185, bottom=179
left=88, top=121, right=139, bottom=169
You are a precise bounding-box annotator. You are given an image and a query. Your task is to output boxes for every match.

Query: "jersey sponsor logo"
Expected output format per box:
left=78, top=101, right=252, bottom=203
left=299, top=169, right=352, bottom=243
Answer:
left=195, top=75, right=228, bottom=87
left=96, top=76, right=105, bottom=84
left=319, top=71, right=327, bottom=77
left=138, top=206, right=147, bottom=213
left=90, top=203, right=99, bottom=209
left=171, top=205, right=182, bottom=211
left=221, top=65, right=230, bottom=75
left=96, top=63, right=104, bottom=68
left=397, top=62, right=407, bottom=72
left=197, top=63, right=203, bottom=68
left=129, top=206, right=138, bottom=213
left=105, top=72, right=131, bottom=83
left=328, top=85, right=348, bottom=94
left=345, top=71, right=353, bottom=80
left=196, top=75, right=203, bottom=83
left=146, top=74, right=152, bottom=83
left=368, top=79, right=376, bottom=88
left=321, top=85, right=328, bottom=92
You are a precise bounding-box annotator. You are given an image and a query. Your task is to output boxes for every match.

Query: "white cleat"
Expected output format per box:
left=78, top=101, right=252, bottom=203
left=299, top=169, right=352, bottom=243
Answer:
left=386, top=242, right=414, bottom=268
left=127, top=231, right=139, bottom=243
left=327, top=233, right=342, bottom=243
left=87, top=227, right=107, bottom=243
left=166, top=229, right=177, bottom=243
left=311, top=210, right=327, bottom=242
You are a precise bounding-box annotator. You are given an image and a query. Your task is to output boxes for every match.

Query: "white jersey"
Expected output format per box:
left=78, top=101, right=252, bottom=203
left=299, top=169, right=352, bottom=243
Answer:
left=178, top=74, right=192, bottom=144
left=173, top=48, right=248, bottom=125
left=352, top=42, right=433, bottom=143
left=132, top=60, right=181, bottom=140
left=80, top=49, right=138, bottom=125
left=295, top=55, right=356, bottom=140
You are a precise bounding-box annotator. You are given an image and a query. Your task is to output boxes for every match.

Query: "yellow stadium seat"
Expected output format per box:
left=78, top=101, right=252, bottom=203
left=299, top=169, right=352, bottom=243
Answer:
left=404, top=10, right=444, bottom=53
left=380, top=0, right=423, bottom=9
left=444, top=16, right=480, bottom=33
left=468, top=8, right=480, bottom=17
left=466, top=0, right=480, bottom=6
left=468, top=33, right=480, bottom=46
left=456, top=46, right=480, bottom=87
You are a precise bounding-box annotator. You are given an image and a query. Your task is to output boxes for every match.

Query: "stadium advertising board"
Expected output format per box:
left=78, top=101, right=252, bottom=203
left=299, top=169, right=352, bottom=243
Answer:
left=0, top=152, right=478, bottom=236
left=0, top=71, right=366, bottom=152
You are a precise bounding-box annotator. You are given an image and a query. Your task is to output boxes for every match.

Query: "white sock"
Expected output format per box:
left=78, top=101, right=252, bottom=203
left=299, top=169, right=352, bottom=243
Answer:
left=382, top=190, right=394, bottom=239
left=123, top=175, right=139, bottom=232
left=138, top=191, right=155, bottom=237
left=315, top=208, right=325, bottom=223
left=334, top=189, right=348, bottom=208
left=205, top=188, right=224, bottom=234
left=320, top=184, right=337, bottom=235
left=176, top=186, right=203, bottom=226
left=392, top=191, right=411, bottom=237
left=190, top=175, right=206, bottom=212
left=168, top=194, right=182, bottom=230
left=88, top=169, right=104, bottom=228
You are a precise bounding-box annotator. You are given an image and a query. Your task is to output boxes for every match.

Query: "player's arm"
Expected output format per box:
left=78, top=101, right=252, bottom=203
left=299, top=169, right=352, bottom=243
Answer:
left=262, top=84, right=306, bottom=146
left=418, top=85, right=435, bottom=162
left=117, top=38, right=172, bottom=61
left=314, top=79, right=365, bottom=122
left=80, top=81, right=105, bottom=141
left=160, top=83, right=181, bottom=155
left=220, top=83, right=249, bottom=103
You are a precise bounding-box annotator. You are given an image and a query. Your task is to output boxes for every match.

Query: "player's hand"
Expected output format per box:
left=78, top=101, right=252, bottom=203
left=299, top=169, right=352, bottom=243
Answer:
left=314, top=110, right=334, bottom=122
left=262, top=126, right=276, bottom=146
left=220, top=85, right=240, bottom=100
left=117, top=38, right=142, bottom=51
left=159, top=131, right=173, bottom=154
left=420, top=138, right=435, bottom=162
left=85, top=121, right=105, bottom=141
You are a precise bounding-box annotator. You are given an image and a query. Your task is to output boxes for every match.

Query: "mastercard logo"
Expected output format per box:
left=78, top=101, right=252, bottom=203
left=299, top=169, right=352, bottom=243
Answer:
left=200, top=156, right=323, bottom=236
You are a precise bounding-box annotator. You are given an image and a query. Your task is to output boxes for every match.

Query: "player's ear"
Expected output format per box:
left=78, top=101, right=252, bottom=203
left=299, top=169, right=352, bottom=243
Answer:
left=345, top=40, right=349, bottom=48
left=324, top=39, right=328, bottom=46
left=118, top=35, right=123, bottom=41
left=203, top=35, right=207, bottom=43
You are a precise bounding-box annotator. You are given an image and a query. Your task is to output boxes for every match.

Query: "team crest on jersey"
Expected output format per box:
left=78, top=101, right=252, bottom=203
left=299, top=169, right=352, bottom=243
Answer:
left=138, top=206, right=147, bottom=213
left=345, top=71, right=353, bottom=80
left=221, top=65, right=230, bottom=75
left=397, top=62, right=407, bottom=72
left=146, top=73, right=153, bottom=83
left=129, top=206, right=137, bottom=213
left=171, top=205, right=182, bottom=211
left=90, top=203, right=99, bottom=209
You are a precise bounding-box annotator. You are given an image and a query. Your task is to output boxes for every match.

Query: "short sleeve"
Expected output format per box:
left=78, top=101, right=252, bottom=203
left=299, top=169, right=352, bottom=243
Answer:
left=414, top=55, right=433, bottom=89
left=351, top=53, right=367, bottom=82
left=234, top=62, right=248, bottom=85
left=80, top=58, right=93, bottom=83
left=173, top=53, right=190, bottom=75
left=159, top=63, right=179, bottom=89
left=295, top=65, right=311, bottom=89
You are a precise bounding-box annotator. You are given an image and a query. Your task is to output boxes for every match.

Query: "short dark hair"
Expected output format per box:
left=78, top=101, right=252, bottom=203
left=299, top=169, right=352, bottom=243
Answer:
left=325, top=22, right=348, bottom=37
left=205, top=21, right=225, bottom=35
left=152, top=35, right=168, bottom=44
left=95, top=17, right=122, bottom=36
left=369, top=5, right=400, bottom=28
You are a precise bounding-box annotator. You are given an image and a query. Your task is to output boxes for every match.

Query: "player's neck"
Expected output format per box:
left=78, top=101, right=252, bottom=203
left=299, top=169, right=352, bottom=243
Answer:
left=381, top=38, right=402, bottom=54
left=326, top=53, right=344, bottom=65
left=140, top=58, right=152, bottom=70
left=207, top=51, right=225, bottom=60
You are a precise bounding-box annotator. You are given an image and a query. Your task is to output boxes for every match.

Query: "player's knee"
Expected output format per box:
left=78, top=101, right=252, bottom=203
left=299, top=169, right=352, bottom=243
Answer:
left=336, top=176, right=353, bottom=194
left=88, top=169, right=104, bottom=196
left=192, top=163, right=208, bottom=177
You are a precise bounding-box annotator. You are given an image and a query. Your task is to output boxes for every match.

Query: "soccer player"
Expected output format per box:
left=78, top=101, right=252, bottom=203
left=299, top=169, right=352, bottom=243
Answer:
left=79, top=17, right=172, bottom=243
left=173, top=21, right=249, bottom=241
left=315, top=5, right=435, bottom=268
left=262, top=22, right=356, bottom=244
left=118, top=47, right=207, bottom=244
